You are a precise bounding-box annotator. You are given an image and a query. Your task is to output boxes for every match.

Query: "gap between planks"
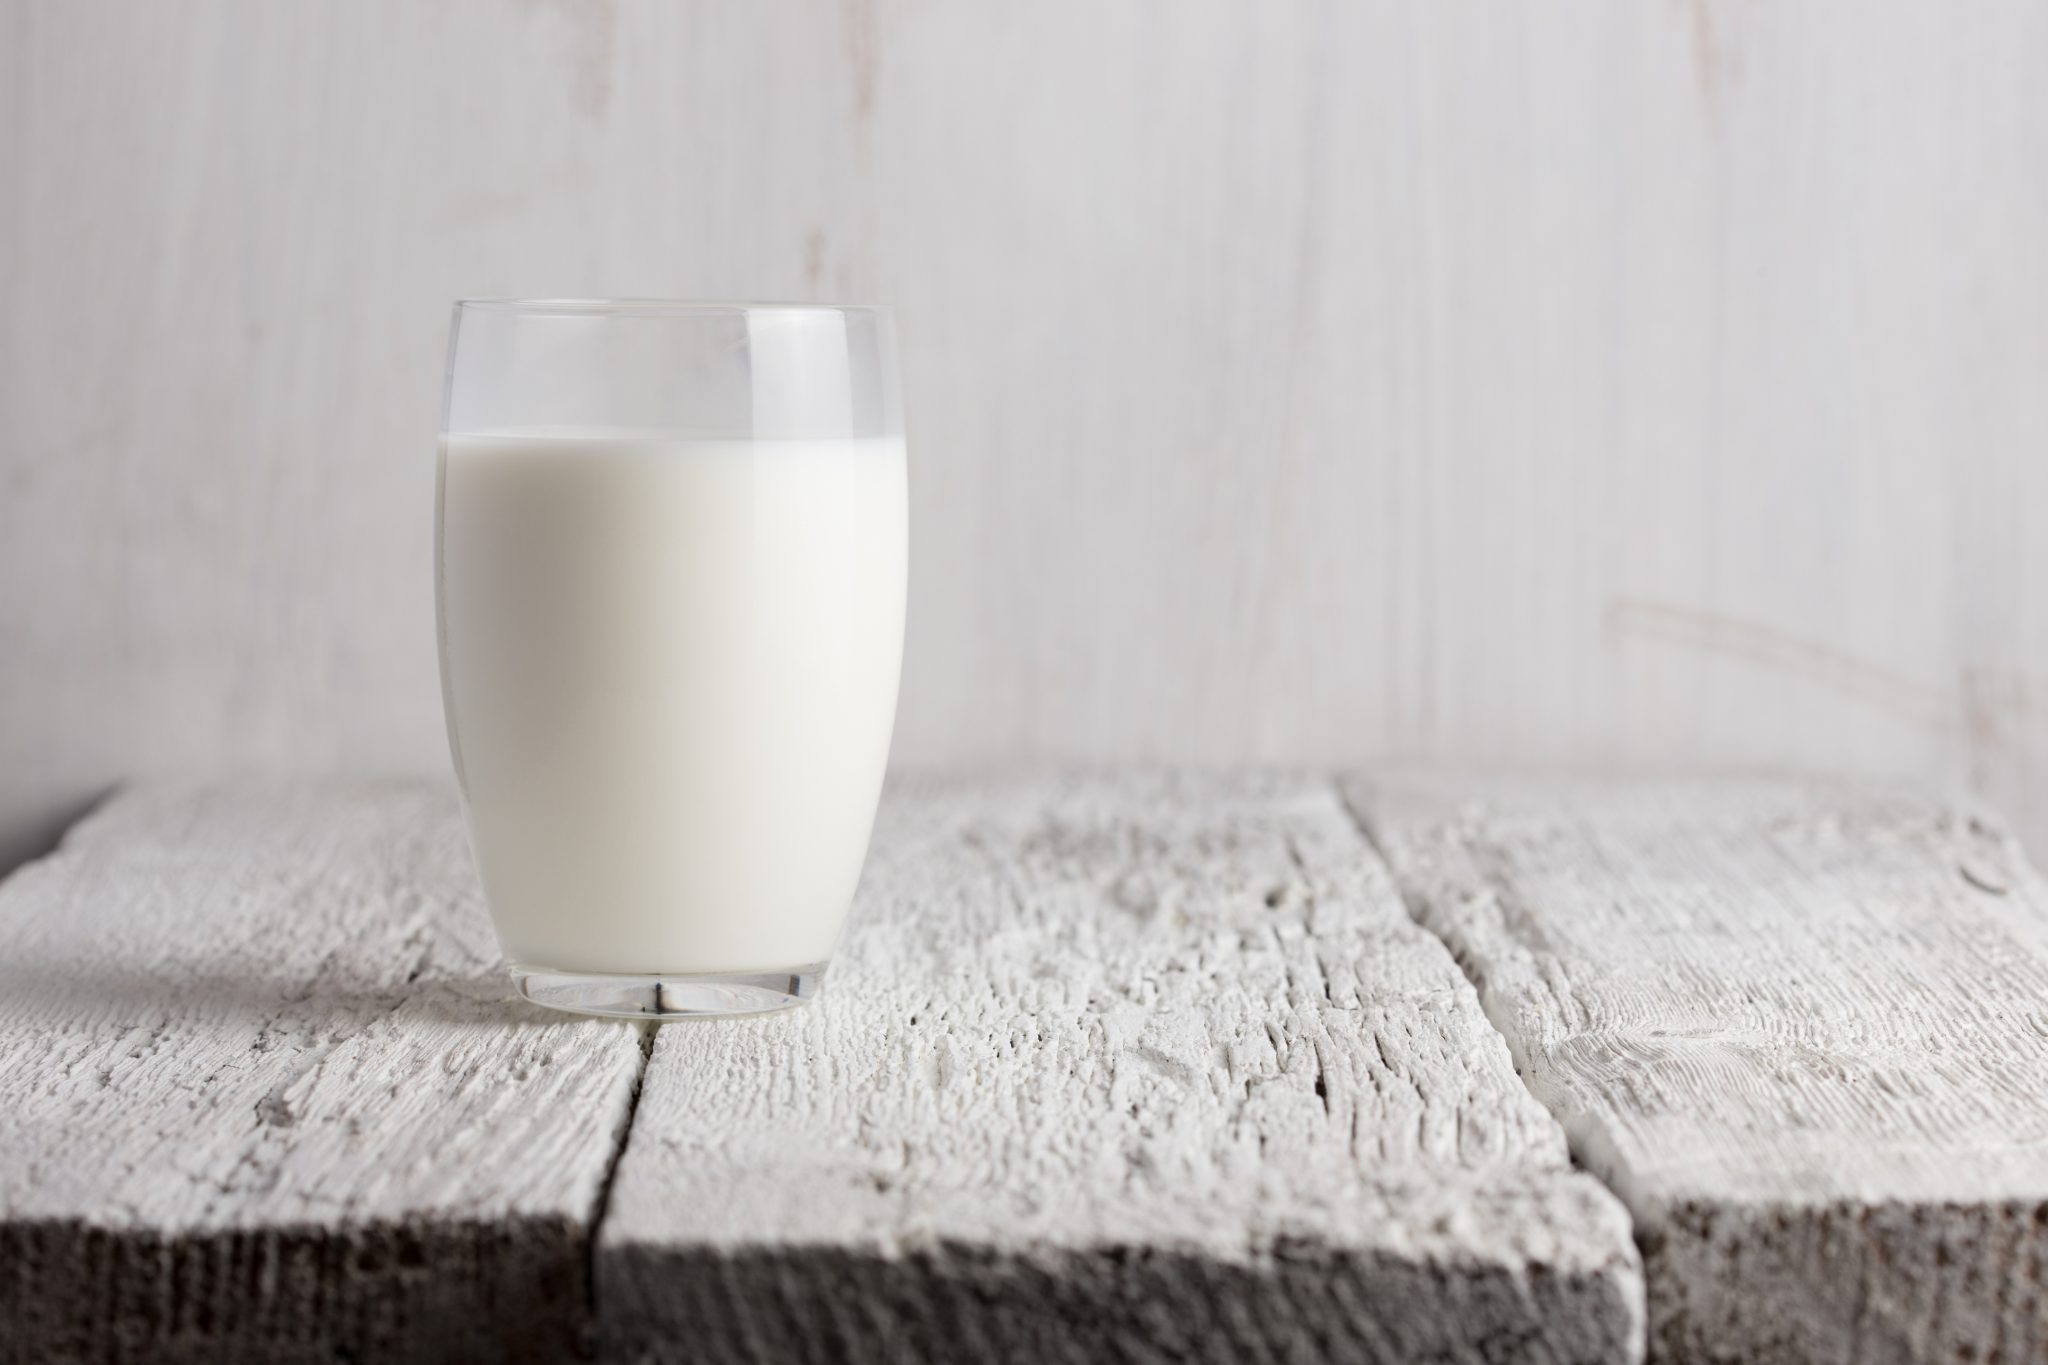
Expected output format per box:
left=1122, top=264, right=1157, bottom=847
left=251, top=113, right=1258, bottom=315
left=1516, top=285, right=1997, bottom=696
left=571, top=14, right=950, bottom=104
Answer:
left=1332, top=779, right=1572, bottom=1164
left=587, top=1020, right=659, bottom=1321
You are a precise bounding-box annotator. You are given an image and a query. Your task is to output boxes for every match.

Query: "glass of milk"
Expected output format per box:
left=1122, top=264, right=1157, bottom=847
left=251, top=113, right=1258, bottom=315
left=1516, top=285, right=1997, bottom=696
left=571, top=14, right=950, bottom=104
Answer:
left=437, top=301, right=906, bottom=1018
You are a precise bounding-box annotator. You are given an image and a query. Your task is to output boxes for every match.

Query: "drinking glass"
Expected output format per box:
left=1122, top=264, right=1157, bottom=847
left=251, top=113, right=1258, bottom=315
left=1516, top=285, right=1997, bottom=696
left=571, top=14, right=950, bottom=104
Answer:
left=437, top=300, right=906, bottom=1018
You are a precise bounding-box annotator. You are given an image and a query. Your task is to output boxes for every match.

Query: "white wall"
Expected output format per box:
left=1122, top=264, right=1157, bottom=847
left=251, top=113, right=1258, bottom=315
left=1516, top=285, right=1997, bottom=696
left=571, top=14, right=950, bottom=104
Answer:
left=5, top=0, right=2046, bottom=870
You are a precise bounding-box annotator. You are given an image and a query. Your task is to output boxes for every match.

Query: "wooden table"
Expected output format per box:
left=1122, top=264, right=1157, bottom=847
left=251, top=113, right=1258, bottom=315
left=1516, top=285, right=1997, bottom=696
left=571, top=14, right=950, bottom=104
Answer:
left=2, top=773, right=2045, bottom=1364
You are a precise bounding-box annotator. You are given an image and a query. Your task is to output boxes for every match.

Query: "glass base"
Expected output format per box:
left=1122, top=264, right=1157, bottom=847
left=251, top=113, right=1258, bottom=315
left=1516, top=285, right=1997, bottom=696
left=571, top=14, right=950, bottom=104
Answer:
left=509, top=963, right=826, bottom=1019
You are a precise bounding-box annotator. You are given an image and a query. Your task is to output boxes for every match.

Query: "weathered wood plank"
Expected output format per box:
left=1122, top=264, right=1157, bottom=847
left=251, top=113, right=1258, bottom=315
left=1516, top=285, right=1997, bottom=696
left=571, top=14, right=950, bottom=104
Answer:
left=0, top=781, right=646, bottom=1364
left=1352, top=774, right=2048, bottom=1364
left=599, top=773, right=1643, bottom=1364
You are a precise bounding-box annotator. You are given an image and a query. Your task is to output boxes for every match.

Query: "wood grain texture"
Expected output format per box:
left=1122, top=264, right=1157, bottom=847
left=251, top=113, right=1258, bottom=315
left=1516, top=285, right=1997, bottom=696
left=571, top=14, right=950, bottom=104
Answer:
left=6, top=0, right=2048, bottom=875
left=0, top=781, right=645, bottom=1364
left=598, top=773, right=1643, bottom=1365
left=1352, top=774, right=2048, bottom=1365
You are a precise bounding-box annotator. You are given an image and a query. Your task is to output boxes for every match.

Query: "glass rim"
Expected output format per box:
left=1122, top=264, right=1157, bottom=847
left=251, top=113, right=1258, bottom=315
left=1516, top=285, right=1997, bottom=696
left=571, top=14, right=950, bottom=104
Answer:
left=452, top=297, right=892, bottom=319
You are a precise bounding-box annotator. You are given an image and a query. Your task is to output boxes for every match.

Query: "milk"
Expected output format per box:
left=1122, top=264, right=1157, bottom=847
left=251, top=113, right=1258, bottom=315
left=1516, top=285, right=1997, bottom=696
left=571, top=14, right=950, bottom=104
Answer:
left=436, top=431, right=906, bottom=975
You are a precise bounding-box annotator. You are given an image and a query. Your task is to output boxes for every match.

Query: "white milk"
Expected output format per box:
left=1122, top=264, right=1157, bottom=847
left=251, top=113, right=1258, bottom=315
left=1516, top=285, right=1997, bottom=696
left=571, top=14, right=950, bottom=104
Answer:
left=436, top=431, right=906, bottom=975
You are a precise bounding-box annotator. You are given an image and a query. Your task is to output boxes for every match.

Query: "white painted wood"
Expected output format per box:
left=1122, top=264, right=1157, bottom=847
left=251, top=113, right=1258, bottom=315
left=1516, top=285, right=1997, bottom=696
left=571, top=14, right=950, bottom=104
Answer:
left=0, top=781, right=646, bottom=1363
left=598, top=773, right=1642, bottom=1364
left=1354, top=773, right=2048, bottom=1364
left=6, top=1, right=2048, bottom=874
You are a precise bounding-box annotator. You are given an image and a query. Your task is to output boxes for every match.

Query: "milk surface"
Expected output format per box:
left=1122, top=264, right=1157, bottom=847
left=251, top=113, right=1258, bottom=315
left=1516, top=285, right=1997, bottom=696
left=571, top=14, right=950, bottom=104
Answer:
left=437, top=431, right=906, bottom=974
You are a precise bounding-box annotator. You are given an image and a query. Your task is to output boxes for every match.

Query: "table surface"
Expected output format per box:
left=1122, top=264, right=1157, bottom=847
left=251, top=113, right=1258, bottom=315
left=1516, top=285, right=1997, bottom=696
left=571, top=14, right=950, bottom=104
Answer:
left=2, top=772, right=2045, bottom=1365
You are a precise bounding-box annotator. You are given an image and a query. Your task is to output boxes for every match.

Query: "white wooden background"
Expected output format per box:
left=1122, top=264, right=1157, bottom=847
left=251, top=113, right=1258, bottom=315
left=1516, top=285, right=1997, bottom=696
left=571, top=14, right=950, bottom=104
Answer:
left=4, top=0, right=2046, bottom=872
